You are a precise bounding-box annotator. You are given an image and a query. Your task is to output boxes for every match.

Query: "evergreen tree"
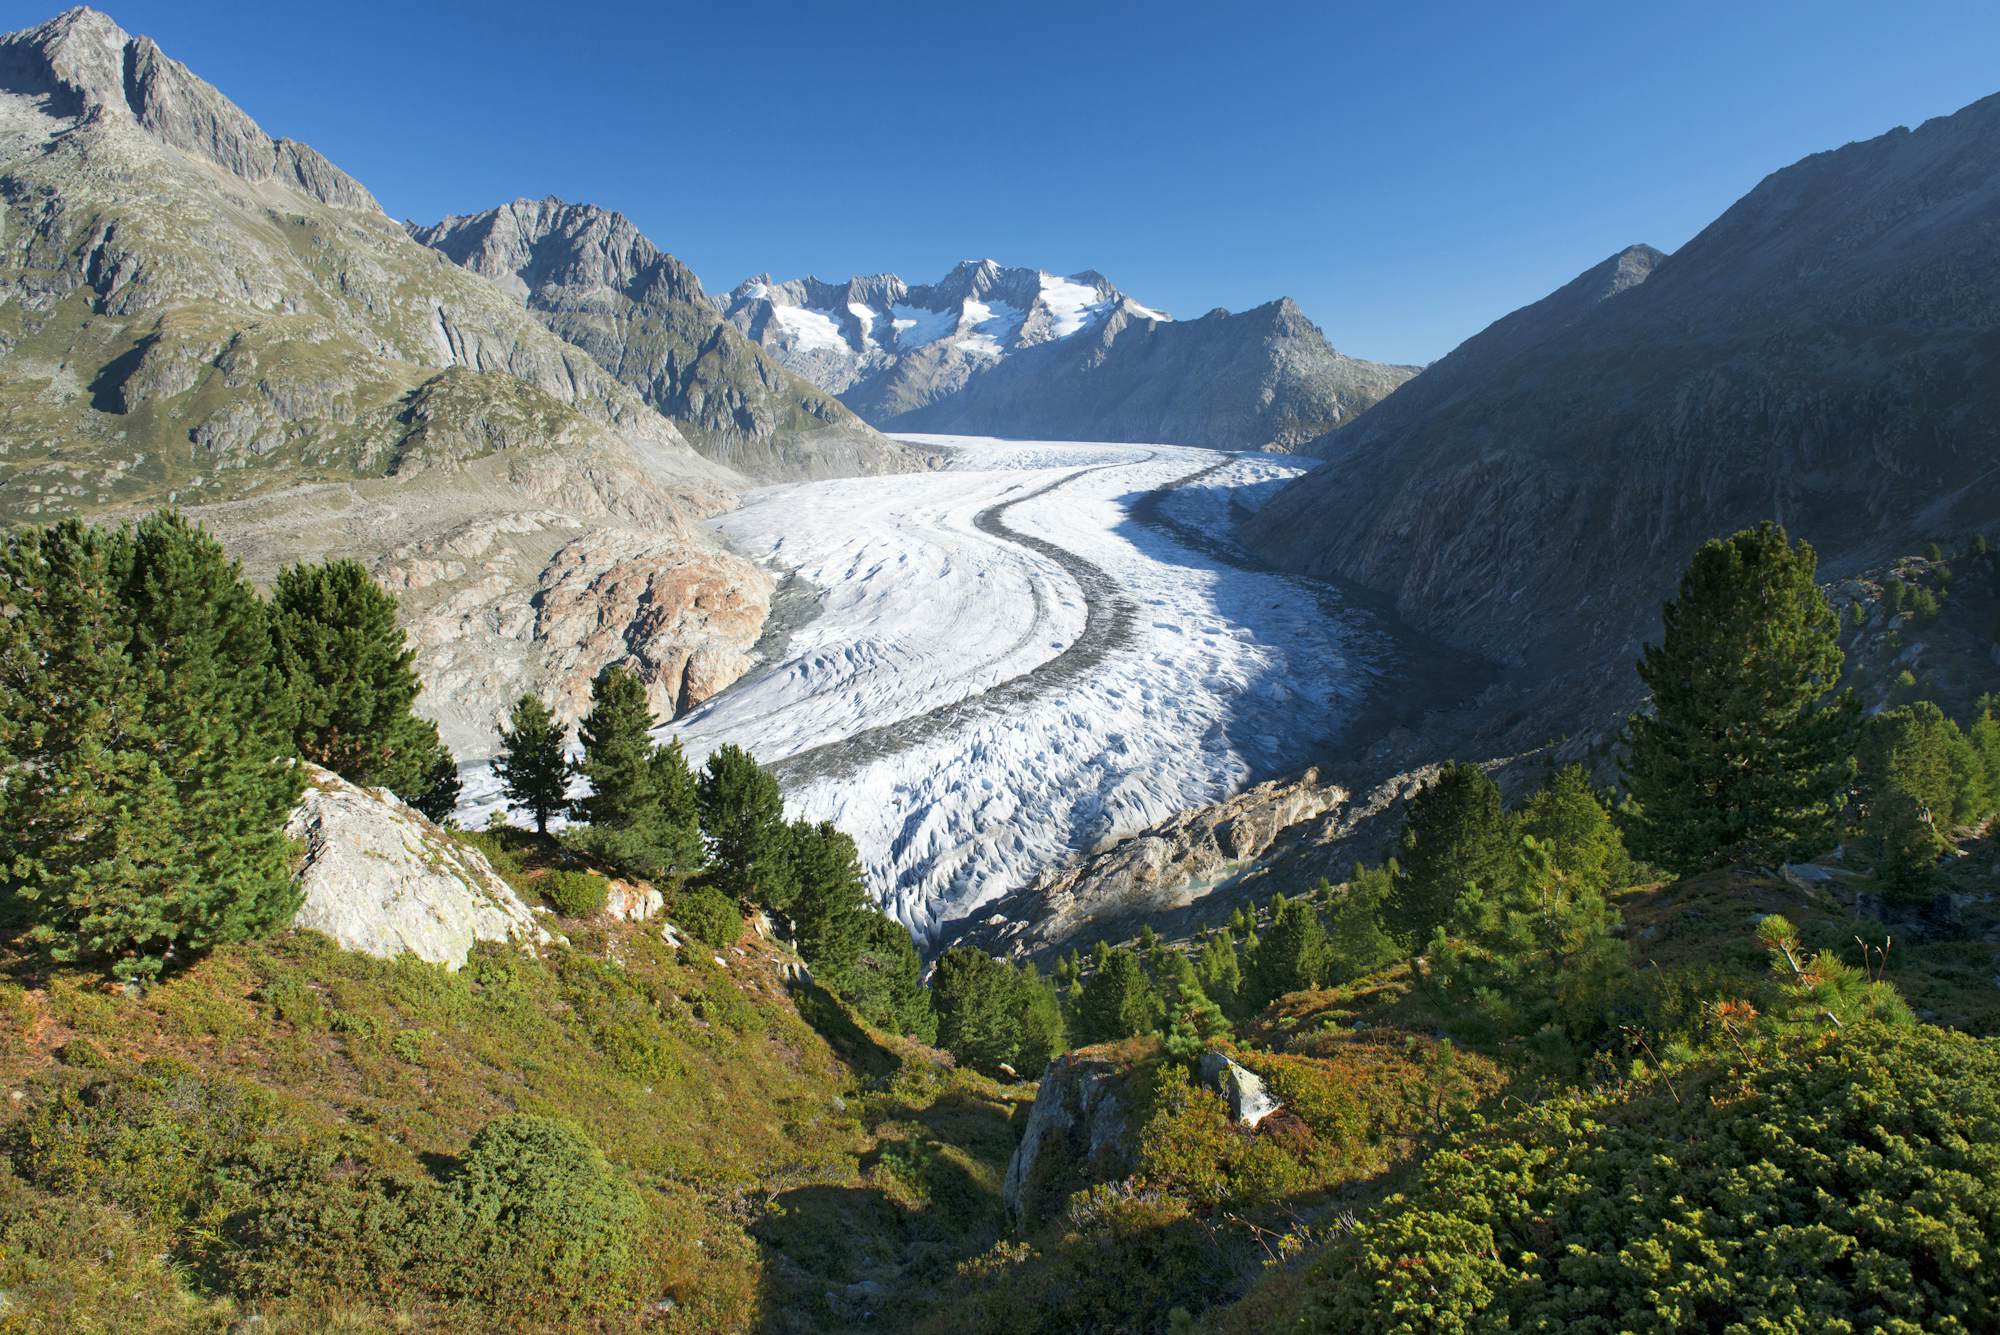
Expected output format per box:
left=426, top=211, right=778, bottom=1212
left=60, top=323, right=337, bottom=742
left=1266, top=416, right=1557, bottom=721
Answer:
left=1244, top=893, right=1330, bottom=1010
left=1387, top=762, right=1513, bottom=949
left=571, top=667, right=658, bottom=831
left=1429, top=834, right=1629, bottom=1057
left=1856, top=702, right=1973, bottom=894
left=830, top=911, right=936, bottom=1043
left=1075, top=947, right=1162, bottom=1044
left=1013, top=962, right=1067, bottom=1072
left=932, top=947, right=1024, bottom=1071
left=698, top=743, right=792, bottom=907
left=1158, top=951, right=1230, bottom=1063
left=3, top=514, right=303, bottom=978
left=269, top=558, right=457, bottom=819
left=1517, top=765, right=1628, bottom=896
left=1621, top=523, right=1858, bottom=873
left=1195, top=929, right=1243, bottom=1015
left=643, top=736, right=706, bottom=879
left=1323, top=866, right=1401, bottom=986
left=494, top=694, right=569, bottom=835
left=786, top=819, right=869, bottom=968
left=1228, top=905, right=1252, bottom=938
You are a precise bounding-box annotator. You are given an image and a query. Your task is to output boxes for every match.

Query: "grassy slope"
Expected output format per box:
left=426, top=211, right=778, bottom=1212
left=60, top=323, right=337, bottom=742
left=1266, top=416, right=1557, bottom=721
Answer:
left=0, top=895, right=1033, bottom=1332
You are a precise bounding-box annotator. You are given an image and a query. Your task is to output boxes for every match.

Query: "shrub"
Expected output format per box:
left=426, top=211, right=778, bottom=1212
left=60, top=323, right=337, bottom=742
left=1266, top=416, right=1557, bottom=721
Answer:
left=538, top=869, right=610, bottom=918
left=673, top=882, right=743, bottom=948
left=448, top=1114, right=643, bottom=1306
left=1298, top=1024, right=2000, bottom=1333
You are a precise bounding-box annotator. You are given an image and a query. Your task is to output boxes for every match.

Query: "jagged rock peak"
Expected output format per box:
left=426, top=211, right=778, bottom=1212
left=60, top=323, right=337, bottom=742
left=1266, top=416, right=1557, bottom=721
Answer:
left=410, top=196, right=706, bottom=308
left=0, top=6, right=379, bottom=210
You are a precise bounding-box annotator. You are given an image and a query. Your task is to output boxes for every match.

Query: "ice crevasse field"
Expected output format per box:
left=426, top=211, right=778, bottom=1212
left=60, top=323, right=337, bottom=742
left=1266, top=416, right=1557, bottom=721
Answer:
left=467, top=436, right=1373, bottom=942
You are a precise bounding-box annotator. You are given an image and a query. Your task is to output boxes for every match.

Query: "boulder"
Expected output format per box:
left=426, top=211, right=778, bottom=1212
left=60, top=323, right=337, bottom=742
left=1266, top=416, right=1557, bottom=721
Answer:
left=285, top=765, right=548, bottom=969
left=1001, top=1053, right=1131, bottom=1226
left=1196, top=1050, right=1282, bottom=1127
left=603, top=879, right=663, bottom=922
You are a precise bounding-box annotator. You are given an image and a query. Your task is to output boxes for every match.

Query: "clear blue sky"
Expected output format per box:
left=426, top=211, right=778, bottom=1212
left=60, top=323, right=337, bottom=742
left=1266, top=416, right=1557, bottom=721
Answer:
left=13, top=1, right=2000, bottom=363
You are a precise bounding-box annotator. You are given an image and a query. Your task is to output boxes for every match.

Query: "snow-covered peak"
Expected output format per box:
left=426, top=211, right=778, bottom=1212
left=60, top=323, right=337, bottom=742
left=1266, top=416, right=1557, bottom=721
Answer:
left=722, top=258, right=1167, bottom=383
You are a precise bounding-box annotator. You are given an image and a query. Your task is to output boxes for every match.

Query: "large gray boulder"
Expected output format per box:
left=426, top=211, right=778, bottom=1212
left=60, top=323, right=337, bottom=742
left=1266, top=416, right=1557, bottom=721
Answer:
left=285, top=766, right=547, bottom=969
left=1196, top=1050, right=1283, bottom=1127
left=1001, top=1053, right=1131, bottom=1227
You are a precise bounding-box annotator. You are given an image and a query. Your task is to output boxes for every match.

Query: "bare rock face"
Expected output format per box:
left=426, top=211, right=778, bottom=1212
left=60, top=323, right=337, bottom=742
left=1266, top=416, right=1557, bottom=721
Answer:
left=285, top=765, right=548, bottom=969
left=1002, top=1053, right=1132, bottom=1227
left=1196, top=1051, right=1282, bottom=1127
left=532, top=533, right=774, bottom=724
left=954, top=769, right=1347, bottom=959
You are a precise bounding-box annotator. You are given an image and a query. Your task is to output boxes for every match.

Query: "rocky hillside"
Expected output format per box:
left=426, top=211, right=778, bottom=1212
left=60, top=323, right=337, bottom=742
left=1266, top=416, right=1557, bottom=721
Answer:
left=726, top=259, right=1415, bottom=449
left=1250, top=91, right=2000, bottom=681
left=0, top=8, right=771, bottom=757
left=411, top=199, right=919, bottom=480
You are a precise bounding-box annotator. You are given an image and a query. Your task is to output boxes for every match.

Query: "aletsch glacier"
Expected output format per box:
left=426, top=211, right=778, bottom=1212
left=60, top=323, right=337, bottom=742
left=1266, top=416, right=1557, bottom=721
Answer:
left=472, top=436, right=1369, bottom=942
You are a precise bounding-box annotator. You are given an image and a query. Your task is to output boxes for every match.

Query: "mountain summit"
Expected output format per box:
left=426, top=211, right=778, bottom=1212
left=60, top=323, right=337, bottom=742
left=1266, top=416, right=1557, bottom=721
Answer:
left=412, top=199, right=916, bottom=479
left=727, top=260, right=1415, bottom=449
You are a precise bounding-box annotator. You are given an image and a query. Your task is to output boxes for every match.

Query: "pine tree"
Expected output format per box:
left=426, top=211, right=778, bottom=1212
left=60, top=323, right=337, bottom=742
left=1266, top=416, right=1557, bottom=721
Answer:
left=1245, top=893, right=1330, bottom=1010
left=1621, top=523, right=1858, bottom=873
left=269, top=558, right=457, bottom=819
left=1323, top=866, right=1401, bottom=986
left=4, top=514, right=303, bottom=978
left=1013, top=962, right=1067, bottom=1072
left=1856, top=702, right=1972, bottom=894
left=1196, top=929, right=1243, bottom=1015
left=572, top=667, right=659, bottom=830
left=832, top=911, right=936, bottom=1043
left=788, top=820, right=870, bottom=974
left=698, top=743, right=792, bottom=907
left=1158, top=951, right=1230, bottom=1063
left=932, top=947, right=1024, bottom=1071
left=494, top=694, right=570, bottom=835
left=1517, top=765, right=1628, bottom=897
left=1388, top=762, right=1513, bottom=949
left=644, top=736, right=707, bottom=879
left=1075, top=947, right=1162, bottom=1044
left=1430, top=835, right=1629, bottom=1056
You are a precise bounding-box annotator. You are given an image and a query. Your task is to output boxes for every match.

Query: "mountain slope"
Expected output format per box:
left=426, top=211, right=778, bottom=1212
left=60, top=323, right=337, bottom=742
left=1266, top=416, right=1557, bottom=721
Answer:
left=1250, top=92, right=2000, bottom=678
left=0, top=7, right=766, bottom=756
left=727, top=260, right=1415, bottom=449
left=411, top=199, right=918, bottom=479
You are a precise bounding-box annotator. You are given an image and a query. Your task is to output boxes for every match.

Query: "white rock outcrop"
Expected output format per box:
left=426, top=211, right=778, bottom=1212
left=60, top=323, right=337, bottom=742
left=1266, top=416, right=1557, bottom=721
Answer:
left=285, top=765, right=547, bottom=969
left=1197, top=1050, right=1283, bottom=1127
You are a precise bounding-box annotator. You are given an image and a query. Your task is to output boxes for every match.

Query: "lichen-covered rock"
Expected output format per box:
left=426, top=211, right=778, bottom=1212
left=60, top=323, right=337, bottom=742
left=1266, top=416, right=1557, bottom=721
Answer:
left=1196, top=1050, right=1282, bottom=1127
left=1001, top=1053, right=1132, bottom=1227
left=285, top=765, right=547, bottom=969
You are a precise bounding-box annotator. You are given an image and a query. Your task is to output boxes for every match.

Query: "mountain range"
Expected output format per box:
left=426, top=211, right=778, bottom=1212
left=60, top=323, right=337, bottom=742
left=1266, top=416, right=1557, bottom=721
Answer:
left=1251, top=90, right=2000, bottom=698
left=0, top=7, right=795, bottom=758
left=726, top=260, right=1417, bottom=449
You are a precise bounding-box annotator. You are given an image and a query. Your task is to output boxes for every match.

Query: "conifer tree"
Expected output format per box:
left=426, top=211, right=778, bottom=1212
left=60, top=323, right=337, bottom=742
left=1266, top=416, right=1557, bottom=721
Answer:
left=1075, top=946, right=1161, bottom=1044
left=1387, top=762, right=1513, bottom=949
left=1856, top=702, right=1978, bottom=894
left=645, top=736, right=707, bottom=878
left=4, top=514, right=302, bottom=978
left=495, top=693, right=569, bottom=835
left=1517, top=765, right=1629, bottom=896
left=1159, top=950, right=1230, bottom=1062
left=1622, top=523, right=1858, bottom=873
left=1323, top=866, right=1401, bottom=986
left=698, top=743, right=792, bottom=906
left=572, top=667, right=658, bottom=829
left=268, top=558, right=457, bottom=819
left=1245, top=892, right=1330, bottom=1010
left=1196, top=929, right=1243, bottom=1015
left=932, top=947, right=1024, bottom=1071
left=832, top=911, right=936, bottom=1043
left=788, top=819, right=869, bottom=972
left=1013, top=962, right=1067, bottom=1071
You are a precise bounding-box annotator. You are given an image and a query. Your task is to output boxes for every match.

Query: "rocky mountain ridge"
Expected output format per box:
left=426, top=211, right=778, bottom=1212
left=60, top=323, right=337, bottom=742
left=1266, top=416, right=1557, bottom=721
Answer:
left=411, top=198, right=919, bottom=480
left=0, top=8, right=772, bottom=757
left=1252, top=91, right=2000, bottom=687
left=727, top=259, right=1417, bottom=449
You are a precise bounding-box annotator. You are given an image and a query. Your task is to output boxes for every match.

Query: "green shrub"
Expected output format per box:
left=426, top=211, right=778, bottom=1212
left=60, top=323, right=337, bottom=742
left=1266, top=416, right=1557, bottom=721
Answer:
left=673, top=882, right=744, bottom=948
left=538, top=869, right=610, bottom=917
left=449, top=1114, right=643, bottom=1305
left=1299, top=1024, right=2000, bottom=1333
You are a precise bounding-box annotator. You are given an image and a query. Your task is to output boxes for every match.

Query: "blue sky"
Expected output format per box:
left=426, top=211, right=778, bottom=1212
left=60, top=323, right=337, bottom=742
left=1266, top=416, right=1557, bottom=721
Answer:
left=14, top=1, right=2000, bottom=363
